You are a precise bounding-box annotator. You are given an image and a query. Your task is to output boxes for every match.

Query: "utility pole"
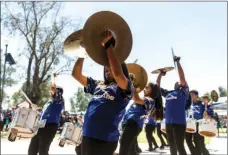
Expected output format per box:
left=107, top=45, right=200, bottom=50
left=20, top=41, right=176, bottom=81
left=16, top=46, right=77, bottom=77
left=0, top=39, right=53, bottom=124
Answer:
left=0, top=44, right=8, bottom=108
left=0, top=49, right=2, bottom=108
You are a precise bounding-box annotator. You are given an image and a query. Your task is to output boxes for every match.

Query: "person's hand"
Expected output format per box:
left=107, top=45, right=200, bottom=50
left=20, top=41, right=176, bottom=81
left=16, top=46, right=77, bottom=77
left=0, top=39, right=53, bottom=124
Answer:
left=174, top=56, right=181, bottom=62
left=203, top=111, right=208, bottom=119
left=134, top=86, right=141, bottom=93
left=101, top=30, right=115, bottom=50
left=129, top=73, right=136, bottom=83
left=50, top=85, right=56, bottom=95
left=159, top=70, right=166, bottom=76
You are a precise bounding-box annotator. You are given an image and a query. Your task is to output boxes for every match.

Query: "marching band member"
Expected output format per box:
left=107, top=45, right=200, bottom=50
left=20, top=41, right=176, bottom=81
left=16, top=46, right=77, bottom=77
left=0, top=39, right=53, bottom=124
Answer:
left=156, top=121, right=169, bottom=149
left=75, top=116, right=84, bottom=155
left=145, top=116, right=159, bottom=151
left=189, top=90, right=211, bottom=155
left=28, top=75, right=65, bottom=155
left=155, top=107, right=169, bottom=149
left=200, top=94, right=215, bottom=155
left=156, top=56, right=189, bottom=155
left=118, top=83, right=161, bottom=155
left=72, top=31, right=133, bottom=155
left=185, top=92, right=195, bottom=155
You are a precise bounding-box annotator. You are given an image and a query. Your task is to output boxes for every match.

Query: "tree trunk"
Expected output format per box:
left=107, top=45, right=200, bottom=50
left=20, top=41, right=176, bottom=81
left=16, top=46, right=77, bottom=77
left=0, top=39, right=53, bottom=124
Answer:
left=25, top=56, right=33, bottom=94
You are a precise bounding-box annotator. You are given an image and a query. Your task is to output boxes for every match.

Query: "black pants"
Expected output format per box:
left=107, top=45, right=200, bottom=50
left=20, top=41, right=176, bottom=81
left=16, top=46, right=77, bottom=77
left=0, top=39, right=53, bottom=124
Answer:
left=75, top=144, right=82, bottom=155
left=145, top=124, right=158, bottom=149
left=185, top=132, right=196, bottom=155
left=194, top=123, right=210, bottom=155
left=0, top=121, right=4, bottom=131
left=81, top=136, right=117, bottom=155
left=28, top=123, right=58, bottom=155
left=166, top=124, right=187, bottom=155
left=157, top=125, right=168, bottom=146
left=119, top=119, right=141, bottom=155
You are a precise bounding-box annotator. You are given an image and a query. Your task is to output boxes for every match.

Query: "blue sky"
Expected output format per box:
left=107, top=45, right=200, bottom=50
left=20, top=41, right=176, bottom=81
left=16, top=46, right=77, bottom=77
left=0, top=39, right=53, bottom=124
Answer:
left=1, top=2, right=227, bottom=110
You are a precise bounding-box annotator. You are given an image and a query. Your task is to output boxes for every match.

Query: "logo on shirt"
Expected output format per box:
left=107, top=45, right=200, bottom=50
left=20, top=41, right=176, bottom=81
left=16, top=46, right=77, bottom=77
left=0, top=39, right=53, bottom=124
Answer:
left=192, top=105, right=200, bottom=114
left=93, top=87, right=115, bottom=101
left=166, top=94, right=177, bottom=100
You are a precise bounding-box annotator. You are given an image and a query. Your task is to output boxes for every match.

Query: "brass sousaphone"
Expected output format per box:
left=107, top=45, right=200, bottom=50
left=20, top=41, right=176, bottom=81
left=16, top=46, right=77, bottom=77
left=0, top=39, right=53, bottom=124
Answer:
left=64, top=11, right=133, bottom=66
left=127, top=63, right=148, bottom=93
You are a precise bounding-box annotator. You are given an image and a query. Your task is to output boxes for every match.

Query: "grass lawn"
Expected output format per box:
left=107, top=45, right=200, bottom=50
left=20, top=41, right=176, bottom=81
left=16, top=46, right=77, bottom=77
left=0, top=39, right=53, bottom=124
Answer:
left=137, top=130, right=212, bottom=144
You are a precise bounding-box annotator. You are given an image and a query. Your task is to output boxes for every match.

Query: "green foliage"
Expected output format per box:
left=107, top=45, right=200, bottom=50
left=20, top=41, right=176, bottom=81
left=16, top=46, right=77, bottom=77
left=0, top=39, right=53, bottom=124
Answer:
left=11, top=82, right=50, bottom=107
left=70, top=87, right=92, bottom=112
left=203, top=92, right=211, bottom=100
left=2, top=2, right=77, bottom=105
left=218, top=86, right=227, bottom=97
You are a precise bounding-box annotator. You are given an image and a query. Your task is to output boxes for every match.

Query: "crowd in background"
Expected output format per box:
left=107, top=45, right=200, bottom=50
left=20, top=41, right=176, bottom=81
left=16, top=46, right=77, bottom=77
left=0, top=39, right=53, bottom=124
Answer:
left=0, top=107, right=84, bottom=133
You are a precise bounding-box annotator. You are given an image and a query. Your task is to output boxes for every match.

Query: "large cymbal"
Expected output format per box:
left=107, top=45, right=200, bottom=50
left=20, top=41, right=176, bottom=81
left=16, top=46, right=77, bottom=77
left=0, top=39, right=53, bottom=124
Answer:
left=151, top=66, right=174, bottom=74
left=127, top=63, right=148, bottom=93
left=64, top=29, right=83, bottom=52
left=211, top=90, right=219, bottom=102
left=64, top=29, right=88, bottom=58
left=83, top=11, right=133, bottom=66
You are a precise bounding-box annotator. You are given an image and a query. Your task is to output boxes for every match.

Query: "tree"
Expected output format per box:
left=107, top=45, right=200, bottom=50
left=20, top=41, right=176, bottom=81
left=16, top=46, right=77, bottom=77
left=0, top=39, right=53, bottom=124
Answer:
left=2, top=2, right=78, bottom=105
left=11, top=81, right=51, bottom=107
left=202, top=92, right=211, bottom=100
left=0, top=48, right=18, bottom=105
left=70, top=99, right=77, bottom=113
left=218, top=86, right=227, bottom=97
left=70, top=87, right=92, bottom=112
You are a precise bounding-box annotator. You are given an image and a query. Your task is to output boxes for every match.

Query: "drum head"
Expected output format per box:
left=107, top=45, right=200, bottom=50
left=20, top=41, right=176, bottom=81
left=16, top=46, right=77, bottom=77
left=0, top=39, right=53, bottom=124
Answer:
left=127, top=63, right=148, bottom=93
left=83, top=11, right=133, bottom=66
left=151, top=66, right=174, bottom=74
left=211, top=90, right=218, bottom=102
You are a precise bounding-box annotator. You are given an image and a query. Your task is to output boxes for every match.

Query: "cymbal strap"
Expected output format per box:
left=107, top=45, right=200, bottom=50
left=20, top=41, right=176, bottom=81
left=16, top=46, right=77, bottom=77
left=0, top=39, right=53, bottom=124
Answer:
left=101, top=36, right=115, bottom=49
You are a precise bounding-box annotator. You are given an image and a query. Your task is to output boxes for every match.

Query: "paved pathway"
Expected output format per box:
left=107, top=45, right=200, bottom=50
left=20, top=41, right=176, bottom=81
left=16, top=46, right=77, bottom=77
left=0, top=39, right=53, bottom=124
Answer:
left=1, top=132, right=227, bottom=155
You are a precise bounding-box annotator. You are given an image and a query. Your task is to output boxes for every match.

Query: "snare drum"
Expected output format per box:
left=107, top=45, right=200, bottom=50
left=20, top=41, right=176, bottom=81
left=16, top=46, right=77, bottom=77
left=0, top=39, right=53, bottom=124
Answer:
left=198, top=119, right=217, bottom=137
left=161, top=120, right=166, bottom=133
left=8, top=107, right=39, bottom=142
left=59, top=122, right=82, bottom=147
left=186, top=118, right=196, bottom=133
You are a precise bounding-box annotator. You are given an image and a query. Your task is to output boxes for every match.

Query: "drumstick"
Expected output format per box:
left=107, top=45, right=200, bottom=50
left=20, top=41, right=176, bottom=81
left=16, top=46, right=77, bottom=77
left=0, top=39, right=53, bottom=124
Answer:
left=51, top=73, right=56, bottom=86
left=20, top=89, right=33, bottom=105
left=171, top=47, right=176, bottom=69
left=19, top=89, right=38, bottom=109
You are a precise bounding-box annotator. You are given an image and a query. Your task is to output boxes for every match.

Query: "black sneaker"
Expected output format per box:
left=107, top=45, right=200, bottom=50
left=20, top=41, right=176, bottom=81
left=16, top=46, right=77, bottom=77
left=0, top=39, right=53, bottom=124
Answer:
left=137, top=147, right=142, bottom=153
left=160, top=145, right=165, bottom=149
left=153, top=146, right=159, bottom=151
left=147, top=147, right=153, bottom=152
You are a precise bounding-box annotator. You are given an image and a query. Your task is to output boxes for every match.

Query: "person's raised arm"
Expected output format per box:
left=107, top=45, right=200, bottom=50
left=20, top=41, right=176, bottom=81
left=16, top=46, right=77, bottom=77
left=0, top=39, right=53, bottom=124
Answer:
left=72, top=58, right=88, bottom=87
left=175, top=56, right=187, bottom=86
left=105, top=31, right=129, bottom=90
left=156, top=71, right=166, bottom=87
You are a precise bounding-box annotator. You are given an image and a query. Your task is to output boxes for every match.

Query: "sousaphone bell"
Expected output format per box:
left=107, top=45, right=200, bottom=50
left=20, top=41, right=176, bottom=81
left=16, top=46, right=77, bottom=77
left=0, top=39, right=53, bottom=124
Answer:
left=127, top=63, right=148, bottom=93
left=64, top=11, right=133, bottom=66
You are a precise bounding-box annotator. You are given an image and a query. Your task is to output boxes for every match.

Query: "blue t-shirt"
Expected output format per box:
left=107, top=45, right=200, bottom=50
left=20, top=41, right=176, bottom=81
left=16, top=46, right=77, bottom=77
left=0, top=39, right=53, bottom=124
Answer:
left=83, top=77, right=133, bottom=142
left=40, top=100, right=64, bottom=126
left=161, top=85, right=189, bottom=125
left=147, top=117, right=157, bottom=126
left=123, top=97, right=155, bottom=129
left=191, top=101, right=214, bottom=120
